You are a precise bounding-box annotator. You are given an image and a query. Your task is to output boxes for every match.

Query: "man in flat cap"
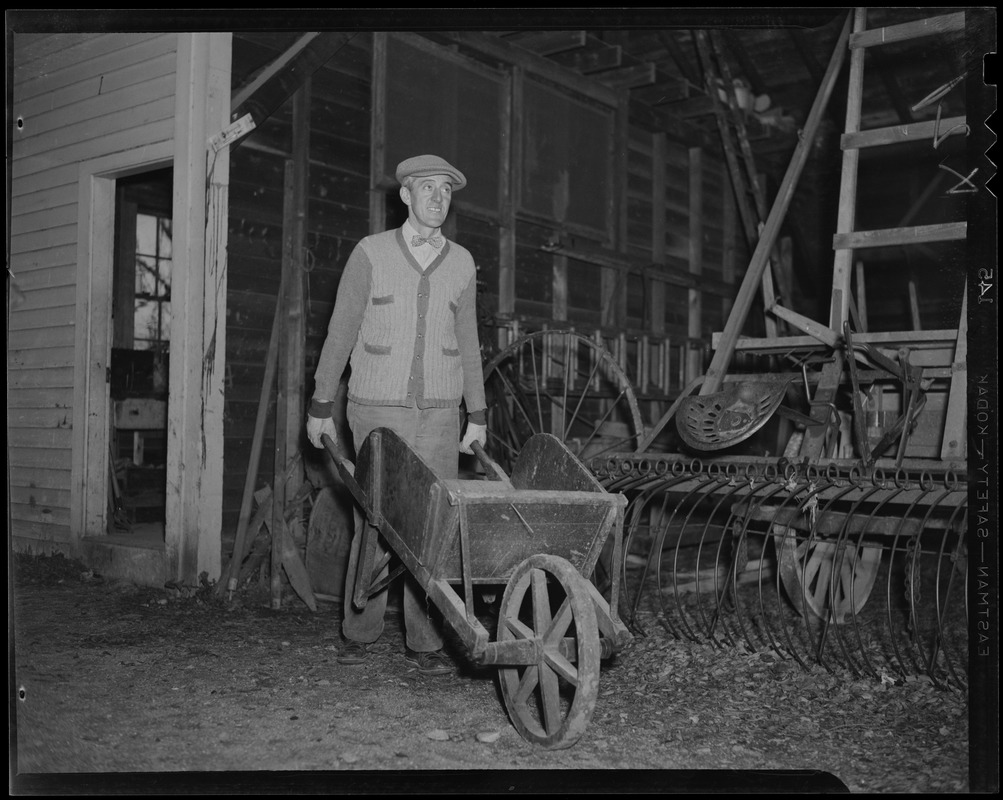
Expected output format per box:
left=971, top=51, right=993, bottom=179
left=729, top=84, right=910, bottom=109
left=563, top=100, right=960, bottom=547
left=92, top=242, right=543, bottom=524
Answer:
left=306, top=154, right=487, bottom=676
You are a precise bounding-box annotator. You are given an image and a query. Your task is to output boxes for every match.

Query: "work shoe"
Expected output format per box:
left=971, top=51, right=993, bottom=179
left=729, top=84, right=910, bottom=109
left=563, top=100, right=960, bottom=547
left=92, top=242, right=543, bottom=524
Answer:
left=405, top=648, right=453, bottom=677
left=337, top=639, right=369, bottom=665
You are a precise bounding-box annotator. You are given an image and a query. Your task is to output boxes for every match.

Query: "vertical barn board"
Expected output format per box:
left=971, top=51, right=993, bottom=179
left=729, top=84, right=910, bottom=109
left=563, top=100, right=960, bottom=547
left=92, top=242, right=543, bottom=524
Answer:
left=9, top=32, right=178, bottom=554
left=165, top=32, right=231, bottom=584
left=686, top=147, right=704, bottom=382
left=650, top=132, right=667, bottom=338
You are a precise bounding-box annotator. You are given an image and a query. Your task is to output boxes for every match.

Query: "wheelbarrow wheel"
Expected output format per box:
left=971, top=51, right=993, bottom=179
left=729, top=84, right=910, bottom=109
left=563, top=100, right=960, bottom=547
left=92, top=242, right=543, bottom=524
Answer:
left=497, top=554, right=601, bottom=749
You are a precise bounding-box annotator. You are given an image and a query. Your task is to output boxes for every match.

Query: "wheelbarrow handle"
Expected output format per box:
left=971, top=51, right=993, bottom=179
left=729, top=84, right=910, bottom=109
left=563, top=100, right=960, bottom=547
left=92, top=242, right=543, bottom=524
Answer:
left=320, top=433, right=369, bottom=511
left=470, top=440, right=511, bottom=483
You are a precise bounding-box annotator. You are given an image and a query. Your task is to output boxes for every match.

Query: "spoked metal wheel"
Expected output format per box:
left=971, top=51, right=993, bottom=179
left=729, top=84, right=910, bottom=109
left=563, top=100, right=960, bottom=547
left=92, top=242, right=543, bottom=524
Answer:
left=497, top=554, right=601, bottom=749
left=774, top=530, right=882, bottom=623
left=482, top=330, right=643, bottom=472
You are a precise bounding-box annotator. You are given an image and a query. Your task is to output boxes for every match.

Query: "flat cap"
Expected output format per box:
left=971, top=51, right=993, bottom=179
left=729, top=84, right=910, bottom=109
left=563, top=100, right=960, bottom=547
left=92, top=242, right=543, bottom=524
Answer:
left=395, top=154, right=466, bottom=191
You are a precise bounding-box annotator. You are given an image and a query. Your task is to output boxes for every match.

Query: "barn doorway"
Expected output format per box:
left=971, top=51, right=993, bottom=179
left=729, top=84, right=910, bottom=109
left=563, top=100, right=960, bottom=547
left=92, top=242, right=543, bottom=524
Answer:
left=107, top=167, right=173, bottom=540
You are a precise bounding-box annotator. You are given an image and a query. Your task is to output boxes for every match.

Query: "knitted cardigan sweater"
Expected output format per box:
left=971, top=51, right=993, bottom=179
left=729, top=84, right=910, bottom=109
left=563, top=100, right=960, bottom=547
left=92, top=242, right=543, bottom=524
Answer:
left=312, top=227, right=487, bottom=418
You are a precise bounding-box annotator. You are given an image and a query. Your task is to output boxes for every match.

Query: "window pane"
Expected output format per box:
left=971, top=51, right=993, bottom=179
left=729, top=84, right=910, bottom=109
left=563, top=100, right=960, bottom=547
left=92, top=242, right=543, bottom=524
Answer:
left=158, top=218, right=173, bottom=259
left=136, top=256, right=159, bottom=295
left=136, top=213, right=158, bottom=256
left=160, top=303, right=171, bottom=342
left=134, top=299, right=157, bottom=344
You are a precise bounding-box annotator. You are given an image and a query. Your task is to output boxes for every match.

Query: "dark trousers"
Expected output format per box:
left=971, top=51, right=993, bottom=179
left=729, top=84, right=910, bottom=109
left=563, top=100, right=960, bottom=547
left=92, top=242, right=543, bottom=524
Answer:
left=341, top=402, right=459, bottom=651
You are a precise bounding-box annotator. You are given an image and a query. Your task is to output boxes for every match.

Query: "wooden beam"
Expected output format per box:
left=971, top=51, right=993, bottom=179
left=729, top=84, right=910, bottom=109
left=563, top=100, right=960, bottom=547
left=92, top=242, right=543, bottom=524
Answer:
left=832, top=221, right=967, bottom=250
left=841, top=116, right=966, bottom=149
left=505, top=30, right=587, bottom=56
left=551, top=42, right=622, bottom=73
left=657, top=30, right=701, bottom=88
left=687, top=146, right=704, bottom=383
left=650, top=132, right=667, bottom=336
left=627, top=96, right=715, bottom=148
left=596, top=62, right=656, bottom=90
left=850, top=11, right=966, bottom=49
left=231, top=32, right=355, bottom=140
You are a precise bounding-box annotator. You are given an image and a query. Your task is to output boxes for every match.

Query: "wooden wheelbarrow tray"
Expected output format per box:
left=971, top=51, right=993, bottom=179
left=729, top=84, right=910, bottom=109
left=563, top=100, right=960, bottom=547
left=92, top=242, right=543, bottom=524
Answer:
left=322, top=427, right=631, bottom=749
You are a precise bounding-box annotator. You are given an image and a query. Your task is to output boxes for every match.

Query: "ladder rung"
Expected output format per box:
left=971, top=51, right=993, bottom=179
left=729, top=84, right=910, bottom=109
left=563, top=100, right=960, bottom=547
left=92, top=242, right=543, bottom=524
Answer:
left=841, top=116, right=967, bottom=149
left=850, top=12, right=965, bottom=49
left=833, top=222, right=967, bottom=250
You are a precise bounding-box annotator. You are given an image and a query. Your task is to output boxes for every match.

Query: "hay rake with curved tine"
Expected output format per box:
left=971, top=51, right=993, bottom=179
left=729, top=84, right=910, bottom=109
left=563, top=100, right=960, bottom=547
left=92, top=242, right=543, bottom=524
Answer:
left=593, top=451, right=968, bottom=690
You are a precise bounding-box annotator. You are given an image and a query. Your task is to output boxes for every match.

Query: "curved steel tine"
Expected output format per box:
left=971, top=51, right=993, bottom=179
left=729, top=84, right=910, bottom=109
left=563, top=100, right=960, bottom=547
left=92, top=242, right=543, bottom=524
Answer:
left=883, top=486, right=928, bottom=682
left=934, top=502, right=968, bottom=690
left=908, top=488, right=959, bottom=686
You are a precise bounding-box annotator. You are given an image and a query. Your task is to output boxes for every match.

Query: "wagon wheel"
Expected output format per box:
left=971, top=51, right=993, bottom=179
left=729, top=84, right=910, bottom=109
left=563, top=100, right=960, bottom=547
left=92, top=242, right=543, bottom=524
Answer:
left=774, top=532, right=882, bottom=624
left=497, top=554, right=601, bottom=749
left=482, top=330, right=643, bottom=473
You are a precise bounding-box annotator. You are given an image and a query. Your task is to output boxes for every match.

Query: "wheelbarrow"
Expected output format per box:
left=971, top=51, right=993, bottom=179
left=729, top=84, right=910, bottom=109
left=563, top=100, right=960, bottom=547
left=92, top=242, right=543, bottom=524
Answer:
left=321, top=427, right=632, bottom=749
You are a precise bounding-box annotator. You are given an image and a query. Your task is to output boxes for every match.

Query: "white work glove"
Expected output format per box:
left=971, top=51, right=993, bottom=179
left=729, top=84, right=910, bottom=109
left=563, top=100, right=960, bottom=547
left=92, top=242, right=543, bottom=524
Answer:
left=306, top=414, right=338, bottom=450
left=459, top=422, right=487, bottom=455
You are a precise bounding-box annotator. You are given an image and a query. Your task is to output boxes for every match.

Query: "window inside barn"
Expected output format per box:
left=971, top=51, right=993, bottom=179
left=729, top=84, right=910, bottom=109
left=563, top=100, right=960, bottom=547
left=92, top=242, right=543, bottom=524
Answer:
left=132, top=211, right=173, bottom=351
left=520, top=78, right=615, bottom=241
left=380, top=34, right=505, bottom=216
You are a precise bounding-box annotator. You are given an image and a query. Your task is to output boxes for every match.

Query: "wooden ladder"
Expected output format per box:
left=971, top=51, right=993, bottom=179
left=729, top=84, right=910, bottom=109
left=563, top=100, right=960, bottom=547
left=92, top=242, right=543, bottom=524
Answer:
left=795, top=8, right=969, bottom=461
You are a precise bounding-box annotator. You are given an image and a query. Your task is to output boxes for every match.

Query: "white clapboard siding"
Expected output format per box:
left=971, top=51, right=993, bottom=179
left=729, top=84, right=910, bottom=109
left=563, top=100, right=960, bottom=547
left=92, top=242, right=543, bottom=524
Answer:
left=8, top=31, right=179, bottom=549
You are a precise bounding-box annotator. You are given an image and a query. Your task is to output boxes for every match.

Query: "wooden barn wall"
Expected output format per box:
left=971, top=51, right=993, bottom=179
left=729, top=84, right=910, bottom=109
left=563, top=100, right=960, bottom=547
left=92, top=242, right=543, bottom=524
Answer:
left=8, top=32, right=179, bottom=551
left=224, top=34, right=374, bottom=538
left=221, top=31, right=740, bottom=539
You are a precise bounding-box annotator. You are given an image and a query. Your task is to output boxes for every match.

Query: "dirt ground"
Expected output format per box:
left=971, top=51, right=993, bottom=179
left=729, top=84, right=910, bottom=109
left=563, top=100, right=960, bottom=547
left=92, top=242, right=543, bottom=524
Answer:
left=11, top=551, right=973, bottom=794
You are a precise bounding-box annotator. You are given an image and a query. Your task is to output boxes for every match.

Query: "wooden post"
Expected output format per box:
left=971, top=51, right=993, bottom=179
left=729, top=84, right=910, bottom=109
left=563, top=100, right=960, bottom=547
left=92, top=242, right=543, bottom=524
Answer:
left=686, top=146, right=704, bottom=383
left=165, top=32, right=231, bottom=584
left=271, top=82, right=312, bottom=610
left=650, top=132, right=667, bottom=419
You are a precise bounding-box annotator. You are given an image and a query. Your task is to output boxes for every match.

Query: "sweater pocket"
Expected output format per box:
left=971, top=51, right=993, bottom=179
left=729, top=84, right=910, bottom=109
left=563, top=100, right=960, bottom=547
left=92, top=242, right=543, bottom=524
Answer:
left=441, top=347, right=460, bottom=357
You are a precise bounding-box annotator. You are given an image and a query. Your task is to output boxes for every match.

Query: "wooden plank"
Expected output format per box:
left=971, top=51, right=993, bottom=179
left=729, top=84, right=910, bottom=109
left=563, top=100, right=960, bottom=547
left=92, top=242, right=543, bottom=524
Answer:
left=827, top=8, right=867, bottom=331
left=716, top=328, right=962, bottom=353
left=650, top=132, right=667, bottom=337
left=14, top=33, right=176, bottom=104
left=841, top=116, right=966, bottom=149
left=505, top=30, right=586, bottom=56
left=940, top=282, right=967, bottom=460
left=849, top=11, right=965, bottom=49
left=833, top=221, right=967, bottom=250
left=550, top=43, right=622, bottom=74
left=596, top=62, right=656, bottom=90
left=686, top=146, right=703, bottom=383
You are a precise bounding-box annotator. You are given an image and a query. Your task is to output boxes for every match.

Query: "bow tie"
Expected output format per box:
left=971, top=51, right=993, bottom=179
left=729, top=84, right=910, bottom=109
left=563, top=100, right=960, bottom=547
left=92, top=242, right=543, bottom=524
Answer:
left=411, top=234, right=443, bottom=249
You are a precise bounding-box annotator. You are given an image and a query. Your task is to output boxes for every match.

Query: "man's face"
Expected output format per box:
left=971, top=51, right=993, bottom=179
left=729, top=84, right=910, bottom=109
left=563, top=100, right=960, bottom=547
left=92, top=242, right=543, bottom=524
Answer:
left=401, top=174, right=453, bottom=232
